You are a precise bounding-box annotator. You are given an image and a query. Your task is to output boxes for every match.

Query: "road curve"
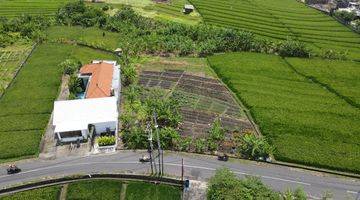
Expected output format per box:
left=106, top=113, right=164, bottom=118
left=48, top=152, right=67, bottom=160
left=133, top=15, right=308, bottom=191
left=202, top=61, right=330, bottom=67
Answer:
left=0, top=151, right=359, bottom=199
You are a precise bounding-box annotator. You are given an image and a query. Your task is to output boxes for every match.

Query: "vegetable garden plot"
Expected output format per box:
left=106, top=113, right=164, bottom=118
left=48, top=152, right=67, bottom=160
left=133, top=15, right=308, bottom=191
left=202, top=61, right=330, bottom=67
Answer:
left=139, top=70, right=254, bottom=140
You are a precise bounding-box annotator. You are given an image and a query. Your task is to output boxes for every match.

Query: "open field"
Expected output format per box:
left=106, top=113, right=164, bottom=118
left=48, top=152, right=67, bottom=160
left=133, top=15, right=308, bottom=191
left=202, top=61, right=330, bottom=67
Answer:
left=125, top=181, right=182, bottom=200
left=0, top=45, right=33, bottom=95
left=190, top=0, right=360, bottom=59
left=208, top=52, right=360, bottom=173
left=0, top=43, right=116, bottom=162
left=101, top=0, right=201, bottom=25
left=0, top=186, right=61, bottom=200
left=0, top=0, right=70, bottom=17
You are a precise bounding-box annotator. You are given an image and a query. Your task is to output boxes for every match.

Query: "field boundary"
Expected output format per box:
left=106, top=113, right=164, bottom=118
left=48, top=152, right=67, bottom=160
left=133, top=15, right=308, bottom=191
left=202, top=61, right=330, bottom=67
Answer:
left=282, top=58, right=360, bottom=109
left=0, top=43, right=37, bottom=100
left=0, top=174, right=184, bottom=196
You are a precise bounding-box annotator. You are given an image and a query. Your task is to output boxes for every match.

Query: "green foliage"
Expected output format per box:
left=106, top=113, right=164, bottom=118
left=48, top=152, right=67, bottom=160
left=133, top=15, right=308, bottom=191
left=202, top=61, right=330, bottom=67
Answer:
left=207, top=168, right=280, bottom=200
left=277, top=38, right=310, bottom=58
left=122, top=63, right=137, bottom=86
left=97, top=136, right=116, bottom=146
left=209, top=52, right=360, bottom=173
left=158, top=127, right=180, bottom=149
left=176, top=136, right=192, bottom=151
left=207, top=118, right=225, bottom=152
left=68, top=74, right=82, bottom=98
left=126, top=181, right=181, bottom=200
left=238, top=134, right=273, bottom=160
left=334, top=10, right=356, bottom=23
left=59, top=58, right=82, bottom=75
left=56, top=1, right=105, bottom=27
left=194, top=138, right=207, bottom=153
left=122, top=126, right=148, bottom=149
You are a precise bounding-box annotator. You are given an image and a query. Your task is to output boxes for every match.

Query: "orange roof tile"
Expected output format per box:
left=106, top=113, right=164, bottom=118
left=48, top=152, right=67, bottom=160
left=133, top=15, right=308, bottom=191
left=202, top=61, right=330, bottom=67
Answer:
left=80, top=62, right=114, bottom=99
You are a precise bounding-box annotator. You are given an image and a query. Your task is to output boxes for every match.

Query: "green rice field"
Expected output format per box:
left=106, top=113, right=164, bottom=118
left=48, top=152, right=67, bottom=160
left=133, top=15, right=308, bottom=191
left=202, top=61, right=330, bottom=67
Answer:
left=0, top=0, right=70, bottom=17
left=0, top=186, right=61, bottom=200
left=190, top=0, right=360, bottom=59
left=208, top=52, right=360, bottom=173
left=0, top=43, right=116, bottom=162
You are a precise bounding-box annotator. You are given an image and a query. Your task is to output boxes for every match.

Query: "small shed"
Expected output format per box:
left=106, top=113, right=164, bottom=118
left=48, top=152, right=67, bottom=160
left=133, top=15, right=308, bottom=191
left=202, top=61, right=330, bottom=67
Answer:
left=183, top=4, right=194, bottom=14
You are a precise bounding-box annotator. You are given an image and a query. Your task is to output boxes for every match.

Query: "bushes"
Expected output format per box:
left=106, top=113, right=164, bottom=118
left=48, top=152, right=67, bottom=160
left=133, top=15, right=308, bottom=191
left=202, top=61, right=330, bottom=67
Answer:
left=207, top=168, right=280, bottom=200
left=59, top=58, right=82, bottom=75
left=277, top=38, right=310, bottom=58
left=238, top=134, right=273, bottom=160
left=97, top=136, right=116, bottom=146
left=334, top=10, right=356, bottom=23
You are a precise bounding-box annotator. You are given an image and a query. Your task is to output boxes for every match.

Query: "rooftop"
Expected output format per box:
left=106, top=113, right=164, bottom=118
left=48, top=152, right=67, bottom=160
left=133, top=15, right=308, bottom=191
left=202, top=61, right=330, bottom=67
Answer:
left=80, top=62, right=114, bottom=99
left=53, top=97, right=118, bottom=133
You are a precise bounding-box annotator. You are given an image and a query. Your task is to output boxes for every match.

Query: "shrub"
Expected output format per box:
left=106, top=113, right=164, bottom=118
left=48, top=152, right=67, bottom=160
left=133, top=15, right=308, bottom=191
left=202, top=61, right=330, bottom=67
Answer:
left=68, top=74, right=83, bottom=98
left=194, top=138, right=207, bottom=153
left=334, top=10, right=356, bottom=23
left=122, top=126, right=148, bottom=149
left=158, top=127, right=180, bottom=149
left=277, top=38, right=310, bottom=58
left=238, top=133, right=273, bottom=160
left=122, top=63, right=137, bottom=86
left=177, top=136, right=192, bottom=151
left=97, top=136, right=116, bottom=146
left=320, top=49, right=348, bottom=60
left=59, top=58, right=82, bottom=75
left=207, top=168, right=280, bottom=200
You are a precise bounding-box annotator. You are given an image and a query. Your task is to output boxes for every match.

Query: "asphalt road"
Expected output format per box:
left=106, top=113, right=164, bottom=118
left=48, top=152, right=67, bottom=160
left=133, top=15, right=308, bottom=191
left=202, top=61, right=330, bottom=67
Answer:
left=0, top=151, right=359, bottom=199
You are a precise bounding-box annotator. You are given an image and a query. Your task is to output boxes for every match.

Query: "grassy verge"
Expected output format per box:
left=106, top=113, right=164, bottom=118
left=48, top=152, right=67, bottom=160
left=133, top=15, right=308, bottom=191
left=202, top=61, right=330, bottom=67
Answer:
left=0, top=43, right=116, bottom=162
left=67, top=180, right=122, bottom=200
left=208, top=52, right=360, bottom=173
left=0, top=186, right=61, bottom=200
left=125, top=182, right=182, bottom=200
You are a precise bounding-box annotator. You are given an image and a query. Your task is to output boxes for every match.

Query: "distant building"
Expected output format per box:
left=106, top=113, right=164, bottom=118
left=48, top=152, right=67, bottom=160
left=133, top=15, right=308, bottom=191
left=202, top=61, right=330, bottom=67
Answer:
left=183, top=4, right=194, bottom=14
left=337, top=1, right=360, bottom=17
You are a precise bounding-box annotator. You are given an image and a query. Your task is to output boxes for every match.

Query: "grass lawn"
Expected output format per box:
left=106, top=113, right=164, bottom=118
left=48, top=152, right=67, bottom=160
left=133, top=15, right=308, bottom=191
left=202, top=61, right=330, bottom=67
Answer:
left=0, top=42, right=116, bottom=162
left=208, top=52, right=360, bottom=173
left=0, top=186, right=61, bottom=200
left=191, top=0, right=360, bottom=59
left=67, top=180, right=122, bottom=200
left=125, top=182, right=182, bottom=200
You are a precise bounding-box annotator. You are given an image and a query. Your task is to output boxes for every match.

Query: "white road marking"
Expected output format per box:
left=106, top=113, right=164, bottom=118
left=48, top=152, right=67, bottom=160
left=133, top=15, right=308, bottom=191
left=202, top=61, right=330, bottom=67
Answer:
left=0, top=161, right=318, bottom=187
left=347, top=190, right=358, bottom=194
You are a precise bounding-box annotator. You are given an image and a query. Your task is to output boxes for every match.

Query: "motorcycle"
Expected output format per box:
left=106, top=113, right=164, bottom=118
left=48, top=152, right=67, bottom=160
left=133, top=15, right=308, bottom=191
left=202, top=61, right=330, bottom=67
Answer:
left=7, top=164, right=21, bottom=174
left=139, top=155, right=151, bottom=163
left=217, top=154, right=229, bottom=162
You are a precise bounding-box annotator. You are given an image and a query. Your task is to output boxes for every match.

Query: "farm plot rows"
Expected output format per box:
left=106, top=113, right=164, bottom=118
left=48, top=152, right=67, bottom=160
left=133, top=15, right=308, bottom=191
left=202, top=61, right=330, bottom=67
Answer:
left=208, top=52, right=360, bottom=173
left=0, top=0, right=69, bottom=17
left=0, top=45, right=33, bottom=95
left=0, top=43, right=116, bottom=162
left=190, top=0, right=360, bottom=59
left=139, top=69, right=254, bottom=139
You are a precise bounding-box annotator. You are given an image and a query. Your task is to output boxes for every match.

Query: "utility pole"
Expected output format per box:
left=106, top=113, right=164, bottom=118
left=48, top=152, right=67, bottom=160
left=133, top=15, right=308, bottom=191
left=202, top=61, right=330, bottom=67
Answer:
left=153, top=111, right=163, bottom=176
left=147, top=122, right=156, bottom=175
left=181, top=158, right=184, bottom=181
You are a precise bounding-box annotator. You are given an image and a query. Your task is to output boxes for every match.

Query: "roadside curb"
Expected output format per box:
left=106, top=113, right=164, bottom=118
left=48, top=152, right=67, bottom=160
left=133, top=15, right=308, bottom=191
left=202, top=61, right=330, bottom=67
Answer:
left=0, top=174, right=184, bottom=196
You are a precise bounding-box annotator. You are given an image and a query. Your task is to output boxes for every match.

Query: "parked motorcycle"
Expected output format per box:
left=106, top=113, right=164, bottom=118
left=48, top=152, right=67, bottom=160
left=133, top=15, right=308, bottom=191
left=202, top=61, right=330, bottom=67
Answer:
left=139, top=155, right=151, bottom=163
left=217, top=154, right=229, bottom=162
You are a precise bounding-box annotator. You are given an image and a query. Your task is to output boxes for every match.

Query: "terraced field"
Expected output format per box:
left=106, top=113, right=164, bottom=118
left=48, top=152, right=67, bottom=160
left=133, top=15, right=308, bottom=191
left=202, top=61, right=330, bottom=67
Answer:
left=209, top=52, right=360, bottom=173
left=191, top=0, right=360, bottom=59
left=0, top=43, right=116, bottom=162
left=0, top=0, right=70, bottom=17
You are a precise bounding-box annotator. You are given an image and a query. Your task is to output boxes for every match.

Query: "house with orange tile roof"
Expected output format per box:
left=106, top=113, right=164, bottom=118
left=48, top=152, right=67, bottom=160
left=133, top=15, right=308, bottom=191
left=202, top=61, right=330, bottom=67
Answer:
left=53, top=60, right=120, bottom=146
